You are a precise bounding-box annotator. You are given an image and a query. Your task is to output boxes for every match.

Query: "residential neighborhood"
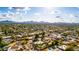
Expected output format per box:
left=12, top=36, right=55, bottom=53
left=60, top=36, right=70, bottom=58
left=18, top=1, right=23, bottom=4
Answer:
left=0, top=23, right=79, bottom=51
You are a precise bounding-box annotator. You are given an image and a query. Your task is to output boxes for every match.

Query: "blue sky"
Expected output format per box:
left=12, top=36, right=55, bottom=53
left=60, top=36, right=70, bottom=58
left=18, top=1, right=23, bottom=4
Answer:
left=0, top=7, right=79, bottom=23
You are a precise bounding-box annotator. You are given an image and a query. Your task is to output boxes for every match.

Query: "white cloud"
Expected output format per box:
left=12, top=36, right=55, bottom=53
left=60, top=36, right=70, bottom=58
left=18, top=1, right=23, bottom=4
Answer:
left=0, top=11, right=15, bottom=20
left=7, top=11, right=15, bottom=18
left=49, top=10, right=61, bottom=15
left=23, top=7, right=31, bottom=14
left=0, top=13, right=9, bottom=19
left=68, top=14, right=77, bottom=18
left=23, top=7, right=31, bottom=11
left=24, top=11, right=27, bottom=14
left=16, top=11, right=20, bottom=14
left=8, top=7, right=13, bottom=10
left=16, top=9, right=21, bottom=12
left=15, top=7, right=31, bottom=15
left=34, top=13, right=41, bottom=16
left=8, top=11, right=14, bottom=15
left=0, top=15, right=5, bottom=19
left=45, top=7, right=56, bottom=11
left=69, top=14, right=74, bottom=18
left=50, top=11, right=55, bottom=14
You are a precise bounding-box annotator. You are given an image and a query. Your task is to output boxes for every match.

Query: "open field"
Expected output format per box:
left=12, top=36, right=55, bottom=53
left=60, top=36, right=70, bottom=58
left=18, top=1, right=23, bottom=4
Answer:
left=0, top=23, right=79, bottom=51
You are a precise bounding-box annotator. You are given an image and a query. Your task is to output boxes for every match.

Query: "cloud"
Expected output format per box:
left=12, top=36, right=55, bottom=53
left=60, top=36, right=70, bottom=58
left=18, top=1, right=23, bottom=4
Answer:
left=24, top=11, right=27, bottom=14
left=8, top=7, right=13, bottom=10
left=15, top=11, right=20, bottom=15
left=8, top=11, right=14, bottom=15
left=23, top=7, right=31, bottom=14
left=68, top=14, right=78, bottom=18
left=49, top=10, right=61, bottom=15
left=14, top=7, right=31, bottom=11
left=0, top=11, right=15, bottom=20
left=55, top=16, right=61, bottom=18
left=14, top=7, right=31, bottom=15
left=69, top=14, right=74, bottom=18
left=34, top=13, right=41, bottom=16
left=0, top=13, right=8, bottom=19
left=16, top=9, right=21, bottom=12
left=13, top=7, right=24, bottom=9
left=23, top=7, right=31, bottom=11
left=50, top=11, right=55, bottom=14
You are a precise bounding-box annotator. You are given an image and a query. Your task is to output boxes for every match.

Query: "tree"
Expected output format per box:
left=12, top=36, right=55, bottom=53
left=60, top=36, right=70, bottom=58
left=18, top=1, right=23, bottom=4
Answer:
left=41, top=31, right=45, bottom=40
left=0, top=36, right=2, bottom=44
left=0, top=36, right=8, bottom=51
left=33, top=34, right=39, bottom=42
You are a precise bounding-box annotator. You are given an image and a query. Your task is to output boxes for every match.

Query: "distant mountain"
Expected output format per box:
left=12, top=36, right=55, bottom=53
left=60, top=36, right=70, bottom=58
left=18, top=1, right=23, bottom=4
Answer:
left=0, top=20, right=79, bottom=26
left=0, top=20, right=15, bottom=24
left=52, top=22, right=79, bottom=26
left=22, top=21, right=50, bottom=24
left=0, top=20, right=50, bottom=24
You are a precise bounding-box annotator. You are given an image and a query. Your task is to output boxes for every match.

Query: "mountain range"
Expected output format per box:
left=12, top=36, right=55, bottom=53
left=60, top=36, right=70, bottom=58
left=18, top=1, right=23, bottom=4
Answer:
left=0, top=20, right=79, bottom=26
left=0, top=20, right=50, bottom=24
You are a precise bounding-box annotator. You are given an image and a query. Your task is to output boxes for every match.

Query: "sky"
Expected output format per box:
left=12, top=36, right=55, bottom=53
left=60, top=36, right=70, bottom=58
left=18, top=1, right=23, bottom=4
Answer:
left=0, top=7, right=79, bottom=23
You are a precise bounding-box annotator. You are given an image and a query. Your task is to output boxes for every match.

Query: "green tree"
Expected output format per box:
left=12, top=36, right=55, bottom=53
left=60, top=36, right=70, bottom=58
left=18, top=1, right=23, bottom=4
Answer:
left=41, top=31, right=45, bottom=40
left=33, top=34, right=39, bottom=42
